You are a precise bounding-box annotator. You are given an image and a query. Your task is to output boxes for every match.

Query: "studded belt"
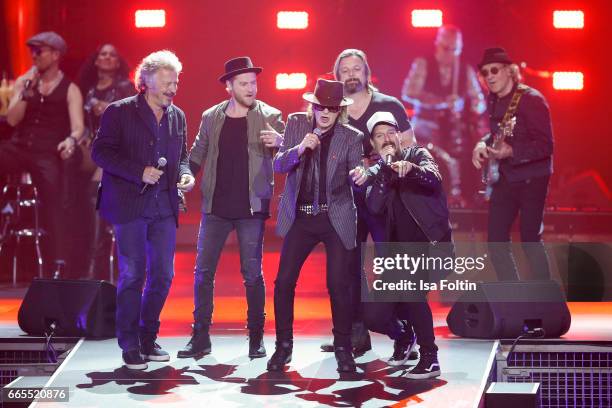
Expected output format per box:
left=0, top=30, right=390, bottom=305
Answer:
left=297, top=203, right=328, bottom=215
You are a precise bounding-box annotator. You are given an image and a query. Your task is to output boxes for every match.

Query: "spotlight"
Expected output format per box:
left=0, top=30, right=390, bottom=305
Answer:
left=411, top=9, right=443, bottom=28
left=135, top=9, right=166, bottom=28
left=553, top=72, right=584, bottom=90
left=276, top=73, right=307, bottom=90
left=277, top=11, right=309, bottom=29
left=553, top=10, right=584, bottom=29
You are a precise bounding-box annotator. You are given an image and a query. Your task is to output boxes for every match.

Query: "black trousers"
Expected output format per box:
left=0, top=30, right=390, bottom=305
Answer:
left=0, top=141, right=65, bottom=273
left=487, top=175, right=551, bottom=281
left=274, top=213, right=352, bottom=347
left=350, top=191, right=386, bottom=324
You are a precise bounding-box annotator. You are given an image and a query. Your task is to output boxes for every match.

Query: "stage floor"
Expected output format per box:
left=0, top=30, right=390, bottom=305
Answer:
left=1, top=243, right=611, bottom=407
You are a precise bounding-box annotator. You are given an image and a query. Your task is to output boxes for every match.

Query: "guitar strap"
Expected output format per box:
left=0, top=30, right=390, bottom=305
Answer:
left=500, top=83, right=527, bottom=128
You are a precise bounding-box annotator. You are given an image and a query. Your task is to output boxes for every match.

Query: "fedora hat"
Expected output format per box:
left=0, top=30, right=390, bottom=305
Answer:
left=478, top=47, right=513, bottom=69
left=302, top=79, right=353, bottom=107
left=219, top=56, right=262, bottom=83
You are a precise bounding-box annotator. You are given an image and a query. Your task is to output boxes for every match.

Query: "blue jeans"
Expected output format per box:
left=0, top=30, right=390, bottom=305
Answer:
left=114, top=214, right=176, bottom=352
left=193, top=214, right=266, bottom=331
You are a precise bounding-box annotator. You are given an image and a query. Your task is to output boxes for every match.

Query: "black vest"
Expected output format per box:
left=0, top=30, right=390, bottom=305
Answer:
left=423, top=55, right=468, bottom=98
left=17, top=75, right=72, bottom=152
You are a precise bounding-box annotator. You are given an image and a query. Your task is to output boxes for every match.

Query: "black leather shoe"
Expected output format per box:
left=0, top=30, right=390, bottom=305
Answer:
left=248, top=330, right=266, bottom=358
left=334, top=346, right=356, bottom=373
left=177, top=328, right=211, bottom=358
left=320, top=339, right=334, bottom=352
left=122, top=349, right=147, bottom=370
left=266, top=341, right=292, bottom=371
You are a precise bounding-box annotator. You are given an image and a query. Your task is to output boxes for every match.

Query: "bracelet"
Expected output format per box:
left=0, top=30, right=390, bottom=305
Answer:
left=67, top=135, right=78, bottom=145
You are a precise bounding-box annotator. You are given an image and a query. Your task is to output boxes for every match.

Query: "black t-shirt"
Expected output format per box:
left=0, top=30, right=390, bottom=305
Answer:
left=348, top=91, right=412, bottom=158
left=212, top=116, right=252, bottom=218
left=298, top=127, right=333, bottom=205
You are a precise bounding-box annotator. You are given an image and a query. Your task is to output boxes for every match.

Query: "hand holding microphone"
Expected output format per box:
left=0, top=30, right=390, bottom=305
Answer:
left=298, top=128, right=321, bottom=156
left=141, top=157, right=166, bottom=193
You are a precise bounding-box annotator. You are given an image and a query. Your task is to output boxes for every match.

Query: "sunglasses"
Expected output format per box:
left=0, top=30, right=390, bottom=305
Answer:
left=313, top=104, right=341, bottom=113
left=30, top=46, right=52, bottom=56
left=480, top=66, right=504, bottom=78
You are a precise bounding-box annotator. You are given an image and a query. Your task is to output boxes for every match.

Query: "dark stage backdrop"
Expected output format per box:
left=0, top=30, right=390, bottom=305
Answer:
left=2, top=0, right=609, bottom=201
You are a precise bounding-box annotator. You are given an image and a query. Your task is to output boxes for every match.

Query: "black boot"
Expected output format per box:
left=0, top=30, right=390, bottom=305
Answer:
left=248, top=330, right=266, bottom=358
left=266, top=341, right=292, bottom=371
left=177, top=327, right=211, bottom=358
left=351, top=322, right=372, bottom=356
left=334, top=346, right=356, bottom=373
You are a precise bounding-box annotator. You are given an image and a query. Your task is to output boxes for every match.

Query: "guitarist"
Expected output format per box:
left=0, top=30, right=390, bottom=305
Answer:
left=472, top=48, right=553, bottom=281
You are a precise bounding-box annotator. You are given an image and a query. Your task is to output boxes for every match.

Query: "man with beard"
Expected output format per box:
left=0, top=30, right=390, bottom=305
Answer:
left=92, top=50, right=195, bottom=369
left=402, top=25, right=486, bottom=205
left=472, top=48, right=553, bottom=281
left=352, top=111, right=452, bottom=378
left=3, top=31, right=84, bottom=275
left=267, top=79, right=363, bottom=373
left=179, top=57, right=284, bottom=359
left=318, top=49, right=414, bottom=356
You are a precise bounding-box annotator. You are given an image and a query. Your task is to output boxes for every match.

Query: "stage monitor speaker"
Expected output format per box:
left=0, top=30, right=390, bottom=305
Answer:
left=18, top=278, right=116, bottom=338
left=446, top=280, right=571, bottom=339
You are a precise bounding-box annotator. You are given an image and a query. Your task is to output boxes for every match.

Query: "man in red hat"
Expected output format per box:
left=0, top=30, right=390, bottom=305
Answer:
left=2, top=31, right=84, bottom=274
left=267, top=79, right=363, bottom=373
left=178, top=57, right=285, bottom=360
left=472, top=47, right=553, bottom=281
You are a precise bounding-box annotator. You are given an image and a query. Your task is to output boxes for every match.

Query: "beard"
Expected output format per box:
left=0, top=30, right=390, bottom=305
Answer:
left=344, top=78, right=363, bottom=95
left=234, top=93, right=255, bottom=108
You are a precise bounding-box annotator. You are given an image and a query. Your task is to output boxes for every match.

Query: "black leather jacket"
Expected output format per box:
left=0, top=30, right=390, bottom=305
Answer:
left=365, top=146, right=452, bottom=243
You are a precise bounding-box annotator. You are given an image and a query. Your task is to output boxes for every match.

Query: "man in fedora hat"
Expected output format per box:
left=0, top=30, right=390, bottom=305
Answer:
left=472, top=47, right=553, bottom=281
left=179, top=56, right=284, bottom=359
left=267, top=79, right=363, bottom=373
left=3, top=31, right=84, bottom=275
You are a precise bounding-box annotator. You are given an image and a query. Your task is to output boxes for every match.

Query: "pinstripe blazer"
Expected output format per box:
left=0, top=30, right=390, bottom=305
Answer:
left=274, top=112, right=363, bottom=250
left=92, top=94, right=192, bottom=226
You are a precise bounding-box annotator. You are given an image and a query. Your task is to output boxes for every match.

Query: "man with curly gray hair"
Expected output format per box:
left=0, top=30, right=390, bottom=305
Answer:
left=92, top=50, right=195, bottom=370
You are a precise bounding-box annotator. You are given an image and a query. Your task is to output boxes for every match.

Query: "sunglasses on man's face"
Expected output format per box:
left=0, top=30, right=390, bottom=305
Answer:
left=480, top=66, right=505, bottom=78
left=30, top=46, right=51, bottom=56
left=313, top=104, right=341, bottom=113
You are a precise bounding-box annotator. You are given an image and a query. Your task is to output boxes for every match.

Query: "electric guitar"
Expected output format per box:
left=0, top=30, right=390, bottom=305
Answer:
left=482, top=116, right=516, bottom=200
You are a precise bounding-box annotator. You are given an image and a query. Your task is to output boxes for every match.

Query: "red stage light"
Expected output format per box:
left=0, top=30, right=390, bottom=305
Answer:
left=135, top=9, right=166, bottom=28
left=276, top=73, right=307, bottom=90
left=277, top=11, right=309, bottom=29
left=553, top=10, right=584, bottom=29
left=553, top=72, right=584, bottom=90
left=411, top=9, right=443, bottom=28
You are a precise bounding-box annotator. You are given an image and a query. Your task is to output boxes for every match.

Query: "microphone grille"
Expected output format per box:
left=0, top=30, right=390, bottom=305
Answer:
left=313, top=128, right=322, bottom=138
left=158, top=157, right=167, bottom=167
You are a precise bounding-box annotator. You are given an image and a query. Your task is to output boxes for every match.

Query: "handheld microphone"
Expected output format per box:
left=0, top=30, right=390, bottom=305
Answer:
left=140, top=157, right=167, bottom=194
left=385, top=154, right=392, bottom=166
left=313, top=128, right=322, bottom=139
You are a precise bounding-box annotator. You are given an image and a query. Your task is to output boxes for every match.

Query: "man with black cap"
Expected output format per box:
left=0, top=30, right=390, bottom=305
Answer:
left=2, top=31, right=84, bottom=273
left=472, top=47, right=553, bottom=281
left=323, top=48, right=415, bottom=357
left=267, top=78, right=363, bottom=373
left=179, top=57, right=284, bottom=359
left=352, top=111, right=452, bottom=379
